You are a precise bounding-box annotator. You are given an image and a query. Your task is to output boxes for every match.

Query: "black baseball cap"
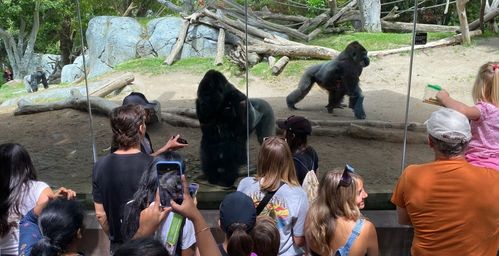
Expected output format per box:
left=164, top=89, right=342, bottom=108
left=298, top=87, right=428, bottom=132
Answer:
left=219, top=192, right=256, bottom=233
left=122, top=92, right=157, bottom=110
left=277, top=115, right=312, bottom=135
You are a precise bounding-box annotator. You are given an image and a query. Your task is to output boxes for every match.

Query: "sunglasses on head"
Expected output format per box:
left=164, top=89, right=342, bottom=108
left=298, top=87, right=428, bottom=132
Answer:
left=337, top=164, right=355, bottom=189
left=263, top=136, right=287, bottom=142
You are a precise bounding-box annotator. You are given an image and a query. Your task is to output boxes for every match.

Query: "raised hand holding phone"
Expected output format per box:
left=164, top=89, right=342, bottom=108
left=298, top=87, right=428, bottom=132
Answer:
left=156, top=160, right=184, bottom=207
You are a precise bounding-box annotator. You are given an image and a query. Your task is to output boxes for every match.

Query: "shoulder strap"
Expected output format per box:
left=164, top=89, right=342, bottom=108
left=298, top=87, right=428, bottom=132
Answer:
left=256, top=183, right=284, bottom=215
left=337, top=219, right=365, bottom=255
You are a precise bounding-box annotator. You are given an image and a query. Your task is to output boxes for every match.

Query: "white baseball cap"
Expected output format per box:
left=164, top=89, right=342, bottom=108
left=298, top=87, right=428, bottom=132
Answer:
left=425, top=108, right=471, bottom=144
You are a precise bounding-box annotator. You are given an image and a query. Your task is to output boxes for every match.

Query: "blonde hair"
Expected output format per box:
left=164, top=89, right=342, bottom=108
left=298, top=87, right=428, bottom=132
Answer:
left=256, top=137, right=299, bottom=191
left=305, top=169, right=361, bottom=255
left=472, top=62, right=499, bottom=107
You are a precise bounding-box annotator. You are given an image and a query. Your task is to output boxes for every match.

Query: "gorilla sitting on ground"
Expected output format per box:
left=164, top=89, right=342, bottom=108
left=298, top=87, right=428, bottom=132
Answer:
left=286, top=41, right=370, bottom=119
left=196, top=70, right=275, bottom=187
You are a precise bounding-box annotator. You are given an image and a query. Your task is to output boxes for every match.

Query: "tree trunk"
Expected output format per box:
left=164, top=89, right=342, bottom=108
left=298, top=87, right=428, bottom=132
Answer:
left=456, top=0, right=471, bottom=45
left=328, top=0, right=338, bottom=15
left=464, top=7, right=499, bottom=31
left=358, top=0, right=382, bottom=32
left=59, top=15, right=73, bottom=65
left=271, top=56, right=289, bottom=75
left=0, top=1, right=40, bottom=79
left=324, top=0, right=357, bottom=28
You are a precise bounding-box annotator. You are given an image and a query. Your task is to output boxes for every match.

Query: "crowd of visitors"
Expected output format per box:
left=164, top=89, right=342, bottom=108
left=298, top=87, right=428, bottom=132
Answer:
left=1, top=62, right=498, bottom=256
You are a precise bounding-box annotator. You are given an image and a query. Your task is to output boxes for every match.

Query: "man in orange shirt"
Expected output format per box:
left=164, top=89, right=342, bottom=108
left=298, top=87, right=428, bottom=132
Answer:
left=391, top=108, right=499, bottom=256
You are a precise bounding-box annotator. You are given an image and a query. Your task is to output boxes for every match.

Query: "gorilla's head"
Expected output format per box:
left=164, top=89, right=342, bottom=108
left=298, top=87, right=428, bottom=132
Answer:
left=346, top=41, right=370, bottom=68
left=196, top=70, right=229, bottom=123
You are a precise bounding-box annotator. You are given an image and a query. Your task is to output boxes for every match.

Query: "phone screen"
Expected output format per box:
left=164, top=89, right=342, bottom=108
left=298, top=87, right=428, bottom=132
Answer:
left=156, top=161, right=183, bottom=207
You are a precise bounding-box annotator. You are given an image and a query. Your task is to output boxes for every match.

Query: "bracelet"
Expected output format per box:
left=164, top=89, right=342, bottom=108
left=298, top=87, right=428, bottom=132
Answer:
left=195, top=226, right=211, bottom=236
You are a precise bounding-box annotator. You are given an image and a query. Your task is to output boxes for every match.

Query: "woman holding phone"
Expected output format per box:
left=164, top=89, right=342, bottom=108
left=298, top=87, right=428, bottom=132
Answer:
left=121, top=152, right=196, bottom=256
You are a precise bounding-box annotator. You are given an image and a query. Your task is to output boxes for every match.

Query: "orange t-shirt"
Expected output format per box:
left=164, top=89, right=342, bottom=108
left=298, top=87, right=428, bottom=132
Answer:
left=391, top=159, right=499, bottom=256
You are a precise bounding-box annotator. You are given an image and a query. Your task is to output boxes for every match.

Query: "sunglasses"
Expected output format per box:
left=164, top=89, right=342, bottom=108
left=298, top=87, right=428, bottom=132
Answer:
left=263, top=136, right=287, bottom=142
left=337, top=164, right=355, bottom=189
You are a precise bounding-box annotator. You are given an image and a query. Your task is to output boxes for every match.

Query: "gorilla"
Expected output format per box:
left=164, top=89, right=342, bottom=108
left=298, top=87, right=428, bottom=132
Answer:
left=286, top=41, right=370, bottom=119
left=196, top=70, right=275, bottom=187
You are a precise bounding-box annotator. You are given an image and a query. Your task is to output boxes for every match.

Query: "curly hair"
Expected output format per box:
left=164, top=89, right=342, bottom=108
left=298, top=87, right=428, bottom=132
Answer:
left=111, top=104, right=146, bottom=150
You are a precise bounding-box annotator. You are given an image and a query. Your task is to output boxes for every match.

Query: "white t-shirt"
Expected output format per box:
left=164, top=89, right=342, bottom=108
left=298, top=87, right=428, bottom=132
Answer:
left=237, top=177, right=309, bottom=256
left=155, top=212, right=196, bottom=255
left=0, top=180, right=49, bottom=255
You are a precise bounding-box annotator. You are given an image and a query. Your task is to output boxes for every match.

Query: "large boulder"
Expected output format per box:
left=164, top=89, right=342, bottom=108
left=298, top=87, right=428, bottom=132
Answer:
left=86, top=16, right=143, bottom=78
left=27, top=54, right=61, bottom=77
left=147, top=17, right=238, bottom=58
left=61, top=55, right=87, bottom=83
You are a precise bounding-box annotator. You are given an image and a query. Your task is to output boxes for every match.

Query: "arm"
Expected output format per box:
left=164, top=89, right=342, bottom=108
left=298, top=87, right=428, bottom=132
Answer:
left=436, top=90, right=480, bottom=120
left=94, top=203, right=110, bottom=236
left=396, top=206, right=412, bottom=226
left=365, top=220, right=379, bottom=256
left=293, top=236, right=306, bottom=247
left=171, top=176, right=221, bottom=256
left=132, top=191, right=170, bottom=239
left=151, top=134, right=187, bottom=156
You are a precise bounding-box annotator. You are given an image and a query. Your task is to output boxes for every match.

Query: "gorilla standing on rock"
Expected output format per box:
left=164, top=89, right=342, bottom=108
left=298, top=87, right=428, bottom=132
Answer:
left=286, top=41, right=370, bottom=119
left=196, top=70, right=275, bottom=187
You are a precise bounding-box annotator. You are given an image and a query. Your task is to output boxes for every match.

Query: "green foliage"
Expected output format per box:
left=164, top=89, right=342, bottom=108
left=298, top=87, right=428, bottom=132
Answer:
left=309, top=32, right=453, bottom=51
left=306, top=0, right=326, bottom=10
left=115, top=57, right=241, bottom=76
left=0, top=81, right=24, bottom=104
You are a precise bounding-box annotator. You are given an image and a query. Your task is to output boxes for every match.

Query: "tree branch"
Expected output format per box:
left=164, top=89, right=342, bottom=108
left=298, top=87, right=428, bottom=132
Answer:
left=156, top=0, right=182, bottom=13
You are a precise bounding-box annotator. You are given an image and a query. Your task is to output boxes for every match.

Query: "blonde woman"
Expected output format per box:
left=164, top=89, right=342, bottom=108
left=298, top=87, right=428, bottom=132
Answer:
left=305, top=167, right=378, bottom=256
left=237, top=137, right=309, bottom=256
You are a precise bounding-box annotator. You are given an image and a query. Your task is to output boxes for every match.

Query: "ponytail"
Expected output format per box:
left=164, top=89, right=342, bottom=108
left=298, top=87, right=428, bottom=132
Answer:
left=30, top=199, right=84, bottom=256
left=31, top=236, right=63, bottom=256
left=226, top=223, right=253, bottom=256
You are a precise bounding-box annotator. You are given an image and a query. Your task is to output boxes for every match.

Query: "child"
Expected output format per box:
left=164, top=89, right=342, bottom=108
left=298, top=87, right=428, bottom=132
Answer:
left=436, top=62, right=499, bottom=170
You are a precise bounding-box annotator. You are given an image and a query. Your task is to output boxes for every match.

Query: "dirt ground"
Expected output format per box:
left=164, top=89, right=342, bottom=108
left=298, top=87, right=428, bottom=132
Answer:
left=1, top=37, right=498, bottom=195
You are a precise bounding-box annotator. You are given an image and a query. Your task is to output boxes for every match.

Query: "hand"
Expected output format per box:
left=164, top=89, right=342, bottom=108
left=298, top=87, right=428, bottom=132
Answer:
left=165, top=134, right=188, bottom=151
left=53, top=187, right=76, bottom=200
left=135, top=191, right=171, bottom=238
left=171, top=175, right=201, bottom=221
left=435, top=89, right=449, bottom=102
left=34, top=187, right=77, bottom=216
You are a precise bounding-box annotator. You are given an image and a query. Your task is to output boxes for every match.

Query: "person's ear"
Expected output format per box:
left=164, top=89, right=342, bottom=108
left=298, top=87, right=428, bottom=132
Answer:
left=140, top=123, right=146, bottom=134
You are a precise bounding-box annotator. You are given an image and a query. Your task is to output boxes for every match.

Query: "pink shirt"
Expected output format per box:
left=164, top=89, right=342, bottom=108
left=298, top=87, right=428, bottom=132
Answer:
left=465, top=101, right=499, bottom=170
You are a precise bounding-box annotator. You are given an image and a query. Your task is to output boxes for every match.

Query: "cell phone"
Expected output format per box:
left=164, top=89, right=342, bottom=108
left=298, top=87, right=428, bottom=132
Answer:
left=156, top=160, right=183, bottom=207
left=177, top=137, right=188, bottom=144
left=189, top=183, right=199, bottom=198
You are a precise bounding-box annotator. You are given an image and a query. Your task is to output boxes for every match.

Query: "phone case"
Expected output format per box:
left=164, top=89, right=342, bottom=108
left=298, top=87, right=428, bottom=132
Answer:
left=156, top=160, right=183, bottom=207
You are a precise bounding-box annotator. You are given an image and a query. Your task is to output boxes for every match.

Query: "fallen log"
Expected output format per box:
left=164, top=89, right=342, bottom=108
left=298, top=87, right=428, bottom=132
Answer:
left=90, top=73, right=135, bottom=97
left=381, top=20, right=459, bottom=33
left=164, top=19, right=190, bottom=65
left=15, top=89, right=119, bottom=116
left=254, top=11, right=309, bottom=23
left=298, top=11, right=330, bottom=34
left=463, top=7, right=499, bottom=31
left=161, top=112, right=200, bottom=127
left=348, top=123, right=427, bottom=144
left=368, top=29, right=482, bottom=57
left=248, top=43, right=339, bottom=60
left=306, top=119, right=426, bottom=132
left=162, top=107, right=198, bottom=119
left=271, top=56, right=290, bottom=75
left=214, top=27, right=225, bottom=66
left=324, top=0, right=358, bottom=28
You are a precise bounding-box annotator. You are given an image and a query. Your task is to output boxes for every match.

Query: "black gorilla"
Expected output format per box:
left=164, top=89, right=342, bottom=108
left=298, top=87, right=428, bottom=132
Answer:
left=196, top=70, right=275, bottom=187
left=286, top=41, right=370, bottom=119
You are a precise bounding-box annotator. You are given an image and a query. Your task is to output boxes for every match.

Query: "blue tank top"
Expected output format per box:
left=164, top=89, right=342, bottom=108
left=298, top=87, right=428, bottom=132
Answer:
left=335, top=218, right=365, bottom=256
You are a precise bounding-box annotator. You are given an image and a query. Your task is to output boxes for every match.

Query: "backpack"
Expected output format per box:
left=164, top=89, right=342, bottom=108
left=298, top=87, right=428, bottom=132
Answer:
left=294, top=155, right=319, bottom=202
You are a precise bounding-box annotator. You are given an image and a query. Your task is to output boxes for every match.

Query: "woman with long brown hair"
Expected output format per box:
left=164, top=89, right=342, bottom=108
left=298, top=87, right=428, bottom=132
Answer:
left=305, top=167, right=378, bottom=256
left=237, top=137, right=308, bottom=256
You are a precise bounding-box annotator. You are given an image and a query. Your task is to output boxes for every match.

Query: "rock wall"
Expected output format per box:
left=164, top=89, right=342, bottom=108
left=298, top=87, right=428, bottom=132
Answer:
left=62, top=16, right=237, bottom=83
